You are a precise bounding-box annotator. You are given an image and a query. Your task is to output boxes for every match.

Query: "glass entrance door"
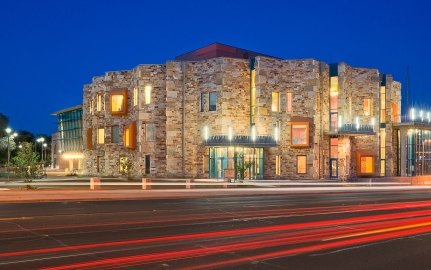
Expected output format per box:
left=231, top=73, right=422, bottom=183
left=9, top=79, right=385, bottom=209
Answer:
left=330, top=158, right=338, bottom=178
left=209, top=147, right=264, bottom=179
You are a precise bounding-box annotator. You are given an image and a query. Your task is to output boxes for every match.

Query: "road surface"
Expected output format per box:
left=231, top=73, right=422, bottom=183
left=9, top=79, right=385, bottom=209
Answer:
left=1, top=190, right=431, bottom=269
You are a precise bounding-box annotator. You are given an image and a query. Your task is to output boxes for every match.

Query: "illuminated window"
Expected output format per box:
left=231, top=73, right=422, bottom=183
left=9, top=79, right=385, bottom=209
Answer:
left=330, top=138, right=338, bottom=158
left=276, top=155, right=281, bottom=175
left=86, top=128, right=93, bottom=149
left=112, top=125, right=119, bottom=143
left=89, top=99, right=94, bottom=115
left=96, top=94, right=103, bottom=111
left=360, top=156, right=374, bottom=174
left=330, top=77, right=339, bottom=111
left=97, top=128, right=104, bottom=144
left=380, top=128, right=386, bottom=176
left=145, top=123, right=156, bottom=142
left=286, top=92, right=292, bottom=112
left=251, top=70, right=256, bottom=116
left=123, top=122, right=136, bottom=149
left=209, top=92, right=217, bottom=111
left=363, top=98, right=372, bottom=116
left=291, top=122, right=309, bottom=147
left=133, top=86, right=138, bottom=107
left=109, top=89, right=127, bottom=115
left=272, top=92, right=280, bottom=112
left=297, top=155, right=307, bottom=174
left=380, top=86, right=386, bottom=123
left=145, top=85, right=152, bottom=104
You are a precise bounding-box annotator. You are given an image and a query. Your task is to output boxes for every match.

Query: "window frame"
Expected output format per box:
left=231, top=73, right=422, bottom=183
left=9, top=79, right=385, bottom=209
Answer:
left=209, top=91, right=217, bottom=111
left=97, top=127, right=105, bottom=145
left=109, top=89, right=128, bottom=116
left=123, top=122, right=136, bottom=149
left=291, top=122, right=310, bottom=148
left=271, top=92, right=280, bottom=112
left=111, top=125, right=119, bottom=144
left=297, top=155, right=307, bottom=174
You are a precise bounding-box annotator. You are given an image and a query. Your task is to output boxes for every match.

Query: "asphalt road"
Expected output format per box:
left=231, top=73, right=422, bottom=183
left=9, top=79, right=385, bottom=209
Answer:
left=2, top=190, right=431, bottom=269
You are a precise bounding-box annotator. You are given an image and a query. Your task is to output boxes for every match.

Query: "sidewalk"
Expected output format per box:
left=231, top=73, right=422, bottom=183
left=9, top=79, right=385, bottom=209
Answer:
left=1, top=185, right=431, bottom=203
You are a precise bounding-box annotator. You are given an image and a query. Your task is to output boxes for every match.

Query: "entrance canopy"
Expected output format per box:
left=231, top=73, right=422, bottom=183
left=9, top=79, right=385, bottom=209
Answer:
left=203, top=135, right=277, bottom=147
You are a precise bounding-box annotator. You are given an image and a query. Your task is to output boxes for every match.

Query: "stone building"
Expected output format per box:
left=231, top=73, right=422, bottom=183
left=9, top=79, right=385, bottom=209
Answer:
left=82, top=43, right=401, bottom=180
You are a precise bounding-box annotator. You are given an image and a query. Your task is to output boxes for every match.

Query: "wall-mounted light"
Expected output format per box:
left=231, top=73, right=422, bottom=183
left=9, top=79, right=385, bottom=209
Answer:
left=338, top=115, right=343, bottom=128
left=420, top=110, right=424, bottom=121
left=228, top=126, right=233, bottom=141
left=355, top=117, right=360, bottom=130
left=410, top=108, right=415, bottom=121
left=428, top=112, right=430, bottom=123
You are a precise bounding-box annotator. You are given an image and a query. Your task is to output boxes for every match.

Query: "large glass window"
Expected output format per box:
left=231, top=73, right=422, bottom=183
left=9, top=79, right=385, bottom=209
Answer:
left=209, top=92, right=217, bottom=111
left=145, top=123, right=156, bottom=142
left=291, top=122, right=309, bottom=147
left=97, top=128, right=104, bottom=144
left=272, top=92, right=280, bottom=112
left=297, top=155, right=307, bottom=174
left=112, top=125, right=119, bottom=143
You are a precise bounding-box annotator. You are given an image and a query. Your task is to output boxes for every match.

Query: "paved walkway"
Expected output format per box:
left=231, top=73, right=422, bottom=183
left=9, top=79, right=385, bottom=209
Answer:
left=1, top=185, right=431, bottom=203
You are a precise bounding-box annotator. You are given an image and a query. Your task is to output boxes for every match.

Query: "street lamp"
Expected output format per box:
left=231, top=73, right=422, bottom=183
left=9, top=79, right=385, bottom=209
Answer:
left=36, top=137, right=45, bottom=163
left=5, top=128, right=18, bottom=177
left=43, top=143, right=47, bottom=163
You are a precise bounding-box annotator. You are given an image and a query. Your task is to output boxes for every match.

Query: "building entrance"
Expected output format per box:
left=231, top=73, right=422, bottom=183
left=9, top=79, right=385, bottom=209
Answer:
left=209, top=147, right=264, bottom=179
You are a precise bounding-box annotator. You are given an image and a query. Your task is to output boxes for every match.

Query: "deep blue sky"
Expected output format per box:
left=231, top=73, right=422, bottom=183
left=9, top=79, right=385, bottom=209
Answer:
left=1, top=0, right=430, bottom=135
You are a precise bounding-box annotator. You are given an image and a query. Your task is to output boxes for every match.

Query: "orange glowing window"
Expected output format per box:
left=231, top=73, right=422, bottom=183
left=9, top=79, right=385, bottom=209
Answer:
left=360, top=156, right=374, bottom=174
left=123, top=122, right=136, bottom=149
left=109, top=89, right=128, bottom=115
left=297, top=155, right=307, bottom=174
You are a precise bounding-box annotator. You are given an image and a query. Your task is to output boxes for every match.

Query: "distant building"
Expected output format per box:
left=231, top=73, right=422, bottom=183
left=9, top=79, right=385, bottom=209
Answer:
left=81, top=43, right=403, bottom=180
left=52, top=105, right=83, bottom=172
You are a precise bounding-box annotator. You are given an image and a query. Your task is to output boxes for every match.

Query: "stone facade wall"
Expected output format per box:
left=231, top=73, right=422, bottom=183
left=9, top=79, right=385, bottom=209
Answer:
left=81, top=50, right=401, bottom=180
left=82, top=65, right=166, bottom=177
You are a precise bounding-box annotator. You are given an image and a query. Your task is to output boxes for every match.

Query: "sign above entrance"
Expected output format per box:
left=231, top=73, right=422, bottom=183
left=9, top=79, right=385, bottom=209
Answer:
left=203, top=135, right=277, bottom=147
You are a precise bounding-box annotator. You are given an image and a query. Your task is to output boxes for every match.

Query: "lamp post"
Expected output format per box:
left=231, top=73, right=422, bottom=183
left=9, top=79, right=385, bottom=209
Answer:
left=43, top=143, right=47, bottom=164
left=5, top=128, right=18, bottom=178
left=36, top=137, right=45, bottom=164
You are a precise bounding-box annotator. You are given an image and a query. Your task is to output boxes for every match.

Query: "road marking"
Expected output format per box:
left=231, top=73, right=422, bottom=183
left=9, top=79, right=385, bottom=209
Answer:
left=0, top=217, right=33, bottom=221
left=323, top=221, right=431, bottom=241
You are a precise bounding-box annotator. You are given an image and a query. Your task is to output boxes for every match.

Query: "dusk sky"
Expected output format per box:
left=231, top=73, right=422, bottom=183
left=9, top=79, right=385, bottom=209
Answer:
left=1, top=0, right=430, bottom=135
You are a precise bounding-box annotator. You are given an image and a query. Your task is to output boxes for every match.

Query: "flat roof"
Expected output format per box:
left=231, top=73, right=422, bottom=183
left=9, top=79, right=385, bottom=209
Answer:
left=52, top=105, right=83, bottom=115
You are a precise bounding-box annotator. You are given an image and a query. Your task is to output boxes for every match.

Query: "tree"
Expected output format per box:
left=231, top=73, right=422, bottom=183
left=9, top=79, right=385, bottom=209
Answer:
left=12, top=142, right=40, bottom=181
left=0, top=136, right=16, bottom=164
left=0, top=113, right=8, bottom=137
